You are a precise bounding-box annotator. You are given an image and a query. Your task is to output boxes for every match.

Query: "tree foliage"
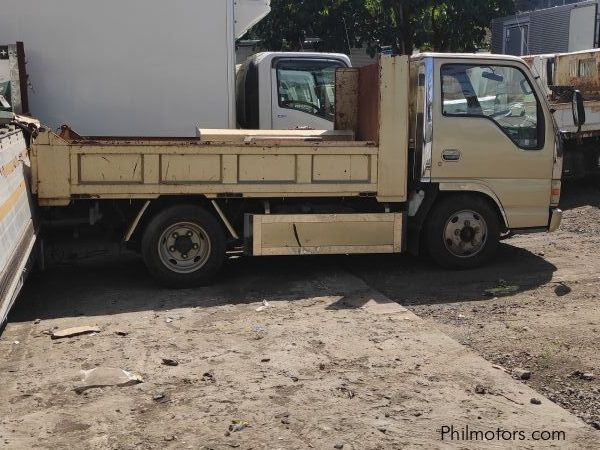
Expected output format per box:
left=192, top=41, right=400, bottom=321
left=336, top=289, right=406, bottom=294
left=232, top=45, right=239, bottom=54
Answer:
left=425, top=0, right=515, bottom=52
left=246, top=0, right=515, bottom=54
left=248, top=0, right=371, bottom=53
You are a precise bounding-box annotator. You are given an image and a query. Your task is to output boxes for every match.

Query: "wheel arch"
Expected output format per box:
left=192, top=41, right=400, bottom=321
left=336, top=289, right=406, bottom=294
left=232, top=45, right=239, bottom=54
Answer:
left=124, top=196, right=227, bottom=249
left=437, top=182, right=509, bottom=229
left=408, top=183, right=508, bottom=256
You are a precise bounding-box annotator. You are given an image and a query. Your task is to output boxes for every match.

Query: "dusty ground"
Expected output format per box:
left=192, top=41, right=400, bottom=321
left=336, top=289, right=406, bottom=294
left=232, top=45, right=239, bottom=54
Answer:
left=0, top=182, right=598, bottom=449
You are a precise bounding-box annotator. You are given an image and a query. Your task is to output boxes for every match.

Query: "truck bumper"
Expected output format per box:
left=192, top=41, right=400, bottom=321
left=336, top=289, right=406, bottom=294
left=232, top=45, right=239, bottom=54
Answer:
left=548, top=208, right=563, bottom=233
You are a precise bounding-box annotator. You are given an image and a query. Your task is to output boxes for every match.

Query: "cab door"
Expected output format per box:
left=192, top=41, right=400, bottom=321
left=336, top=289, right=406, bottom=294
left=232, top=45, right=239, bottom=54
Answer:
left=431, top=58, right=555, bottom=229
left=271, top=58, right=346, bottom=130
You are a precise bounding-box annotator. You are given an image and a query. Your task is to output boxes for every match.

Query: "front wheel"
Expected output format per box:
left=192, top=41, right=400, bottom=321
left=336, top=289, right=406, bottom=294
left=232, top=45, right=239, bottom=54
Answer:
left=424, top=195, right=500, bottom=270
left=141, top=205, right=226, bottom=288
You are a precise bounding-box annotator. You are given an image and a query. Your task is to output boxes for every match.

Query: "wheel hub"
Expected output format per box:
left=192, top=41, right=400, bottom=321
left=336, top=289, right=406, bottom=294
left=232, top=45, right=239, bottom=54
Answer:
left=460, top=226, right=475, bottom=242
left=443, top=211, right=488, bottom=258
left=174, top=234, right=194, bottom=255
left=158, top=222, right=211, bottom=273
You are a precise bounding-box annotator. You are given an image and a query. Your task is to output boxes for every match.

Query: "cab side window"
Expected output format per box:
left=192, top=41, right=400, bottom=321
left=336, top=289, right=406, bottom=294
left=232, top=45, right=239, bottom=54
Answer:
left=276, top=60, right=345, bottom=121
left=441, top=64, right=544, bottom=150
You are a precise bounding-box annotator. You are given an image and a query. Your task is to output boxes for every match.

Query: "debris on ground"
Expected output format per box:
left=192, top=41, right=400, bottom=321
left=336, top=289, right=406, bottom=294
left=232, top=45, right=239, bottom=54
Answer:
left=153, top=392, right=170, bottom=403
left=251, top=324, right=266, bottom=339
left=74, top=367, right=143, bottom=394
left=512, top=368, right=532, bottom=380
left=530, top=398, right=542, bottom=405
left=336, top=384, right=356, bottom=398
left=115, top=330, right=129, bottom=337
left=51, top=326, right=100, bottom=340
left=570, top=371, right=595, bottom=381
left=161, top=358, right=179, bottom=367
left=492, top=364, right=510, bottom=373
left=554, top=283, right=572, bottom=297
left=228, top=420, right=248, bottom=433
left=475, top=384, right=487, bottom=394
left=201, top=371, right=215, bottom=383
left=255, top=300, right=271, bottom=312
left=484, top=280, right=519, bottom=297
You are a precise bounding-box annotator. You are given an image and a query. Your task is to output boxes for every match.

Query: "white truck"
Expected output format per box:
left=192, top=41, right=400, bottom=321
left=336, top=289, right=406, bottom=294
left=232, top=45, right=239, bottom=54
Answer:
left=0, top=0, right=350, bottom=136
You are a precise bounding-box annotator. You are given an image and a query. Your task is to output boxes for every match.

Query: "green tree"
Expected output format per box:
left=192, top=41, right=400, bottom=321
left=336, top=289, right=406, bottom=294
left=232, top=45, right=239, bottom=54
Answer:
left=363, top=0, right=514, bottom=53
left=249, top=0, right=371, bottom=53
left=246, top=0, right=515, bottom=55
left=425, top=0, right=514, bottom=52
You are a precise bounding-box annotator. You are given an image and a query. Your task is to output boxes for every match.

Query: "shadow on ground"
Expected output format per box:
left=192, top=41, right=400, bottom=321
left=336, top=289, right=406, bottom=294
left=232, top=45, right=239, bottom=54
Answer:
left=344, top=242, right=556, bottom=306
left=8, top=238, right=555, bottom=323
left=9, top=252, right=337, bottom=322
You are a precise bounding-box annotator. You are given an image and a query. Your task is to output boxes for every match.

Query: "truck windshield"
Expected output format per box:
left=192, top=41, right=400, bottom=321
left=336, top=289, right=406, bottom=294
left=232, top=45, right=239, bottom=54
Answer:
left=276, top=59, right=345, bottom=121
left=441, top=63, right=542, bottom=150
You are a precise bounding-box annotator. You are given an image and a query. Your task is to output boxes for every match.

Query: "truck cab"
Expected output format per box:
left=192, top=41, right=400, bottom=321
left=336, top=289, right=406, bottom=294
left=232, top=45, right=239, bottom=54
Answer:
left=410, top=53, right=563, bottom=235
left=236, top=52, right=351, bottom=130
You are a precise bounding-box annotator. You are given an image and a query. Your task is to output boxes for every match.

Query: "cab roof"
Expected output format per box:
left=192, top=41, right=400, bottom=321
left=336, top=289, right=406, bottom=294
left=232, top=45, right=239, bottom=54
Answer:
left=412, top=52, right=526, bottom=63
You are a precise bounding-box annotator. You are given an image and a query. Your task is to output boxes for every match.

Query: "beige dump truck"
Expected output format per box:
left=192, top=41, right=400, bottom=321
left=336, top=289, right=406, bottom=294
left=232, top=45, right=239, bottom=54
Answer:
left=28, top=54, right=565, bottom=287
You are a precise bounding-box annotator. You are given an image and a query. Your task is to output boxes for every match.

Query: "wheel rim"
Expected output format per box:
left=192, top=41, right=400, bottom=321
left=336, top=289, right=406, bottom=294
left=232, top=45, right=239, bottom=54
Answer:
left=158, top=222, right=211, bottom=274
left=443, top=210, right=488, bottom=258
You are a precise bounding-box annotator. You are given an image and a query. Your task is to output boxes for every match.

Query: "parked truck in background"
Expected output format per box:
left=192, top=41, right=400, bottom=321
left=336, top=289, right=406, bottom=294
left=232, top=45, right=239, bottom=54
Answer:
left=22, top=54, right=565, bottom=288
left=0, top=0, right=350, bottom=136
left=524, top=49, right=600, bottom=181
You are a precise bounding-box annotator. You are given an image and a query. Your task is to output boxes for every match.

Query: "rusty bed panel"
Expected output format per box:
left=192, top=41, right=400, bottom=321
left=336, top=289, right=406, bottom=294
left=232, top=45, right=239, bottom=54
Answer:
left=357, top=64, right=381, bottom=142
left=31, top=129, right=381, bottom=205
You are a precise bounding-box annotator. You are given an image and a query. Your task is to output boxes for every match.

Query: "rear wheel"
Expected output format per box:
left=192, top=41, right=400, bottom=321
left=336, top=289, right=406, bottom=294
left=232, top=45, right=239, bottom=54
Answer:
left=141, top=205, right=226, bottom=287
left=425, top=195, right=500, bottom=269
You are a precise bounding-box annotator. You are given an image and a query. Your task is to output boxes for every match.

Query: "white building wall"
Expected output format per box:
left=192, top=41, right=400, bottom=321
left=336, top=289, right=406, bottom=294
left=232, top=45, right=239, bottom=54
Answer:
left=0, top=0, right=238, bottom=136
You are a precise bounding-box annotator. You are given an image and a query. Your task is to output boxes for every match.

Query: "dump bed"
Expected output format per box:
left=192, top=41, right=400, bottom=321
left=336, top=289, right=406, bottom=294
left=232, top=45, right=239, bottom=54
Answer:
left=31, top=57, right=410, bottom=206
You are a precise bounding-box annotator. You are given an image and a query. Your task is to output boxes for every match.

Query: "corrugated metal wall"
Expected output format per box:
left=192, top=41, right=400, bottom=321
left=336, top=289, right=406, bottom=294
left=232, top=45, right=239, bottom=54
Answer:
left=529, top=6, right=572, bottom=53
left=492, top=1, right=598, bottom=54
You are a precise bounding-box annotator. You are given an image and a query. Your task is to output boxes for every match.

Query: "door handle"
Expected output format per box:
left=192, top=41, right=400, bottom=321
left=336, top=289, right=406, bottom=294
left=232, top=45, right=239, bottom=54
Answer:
left=442, top=149, right=461, bottom=161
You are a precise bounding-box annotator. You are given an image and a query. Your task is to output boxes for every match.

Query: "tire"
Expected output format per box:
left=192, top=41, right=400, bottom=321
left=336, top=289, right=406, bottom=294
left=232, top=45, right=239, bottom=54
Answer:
left=424, top=195, right=500, bottom=270
left=141, top=205, right=226, bottom=288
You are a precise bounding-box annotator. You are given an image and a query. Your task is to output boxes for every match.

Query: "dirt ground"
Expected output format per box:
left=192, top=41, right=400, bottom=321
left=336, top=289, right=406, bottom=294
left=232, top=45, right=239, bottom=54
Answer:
left=0, top=182, right=599, bottom=449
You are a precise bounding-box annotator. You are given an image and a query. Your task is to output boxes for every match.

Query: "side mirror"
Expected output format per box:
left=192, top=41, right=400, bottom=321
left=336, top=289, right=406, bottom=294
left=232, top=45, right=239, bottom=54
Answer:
left=572, top=90, right=586, bottom=128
